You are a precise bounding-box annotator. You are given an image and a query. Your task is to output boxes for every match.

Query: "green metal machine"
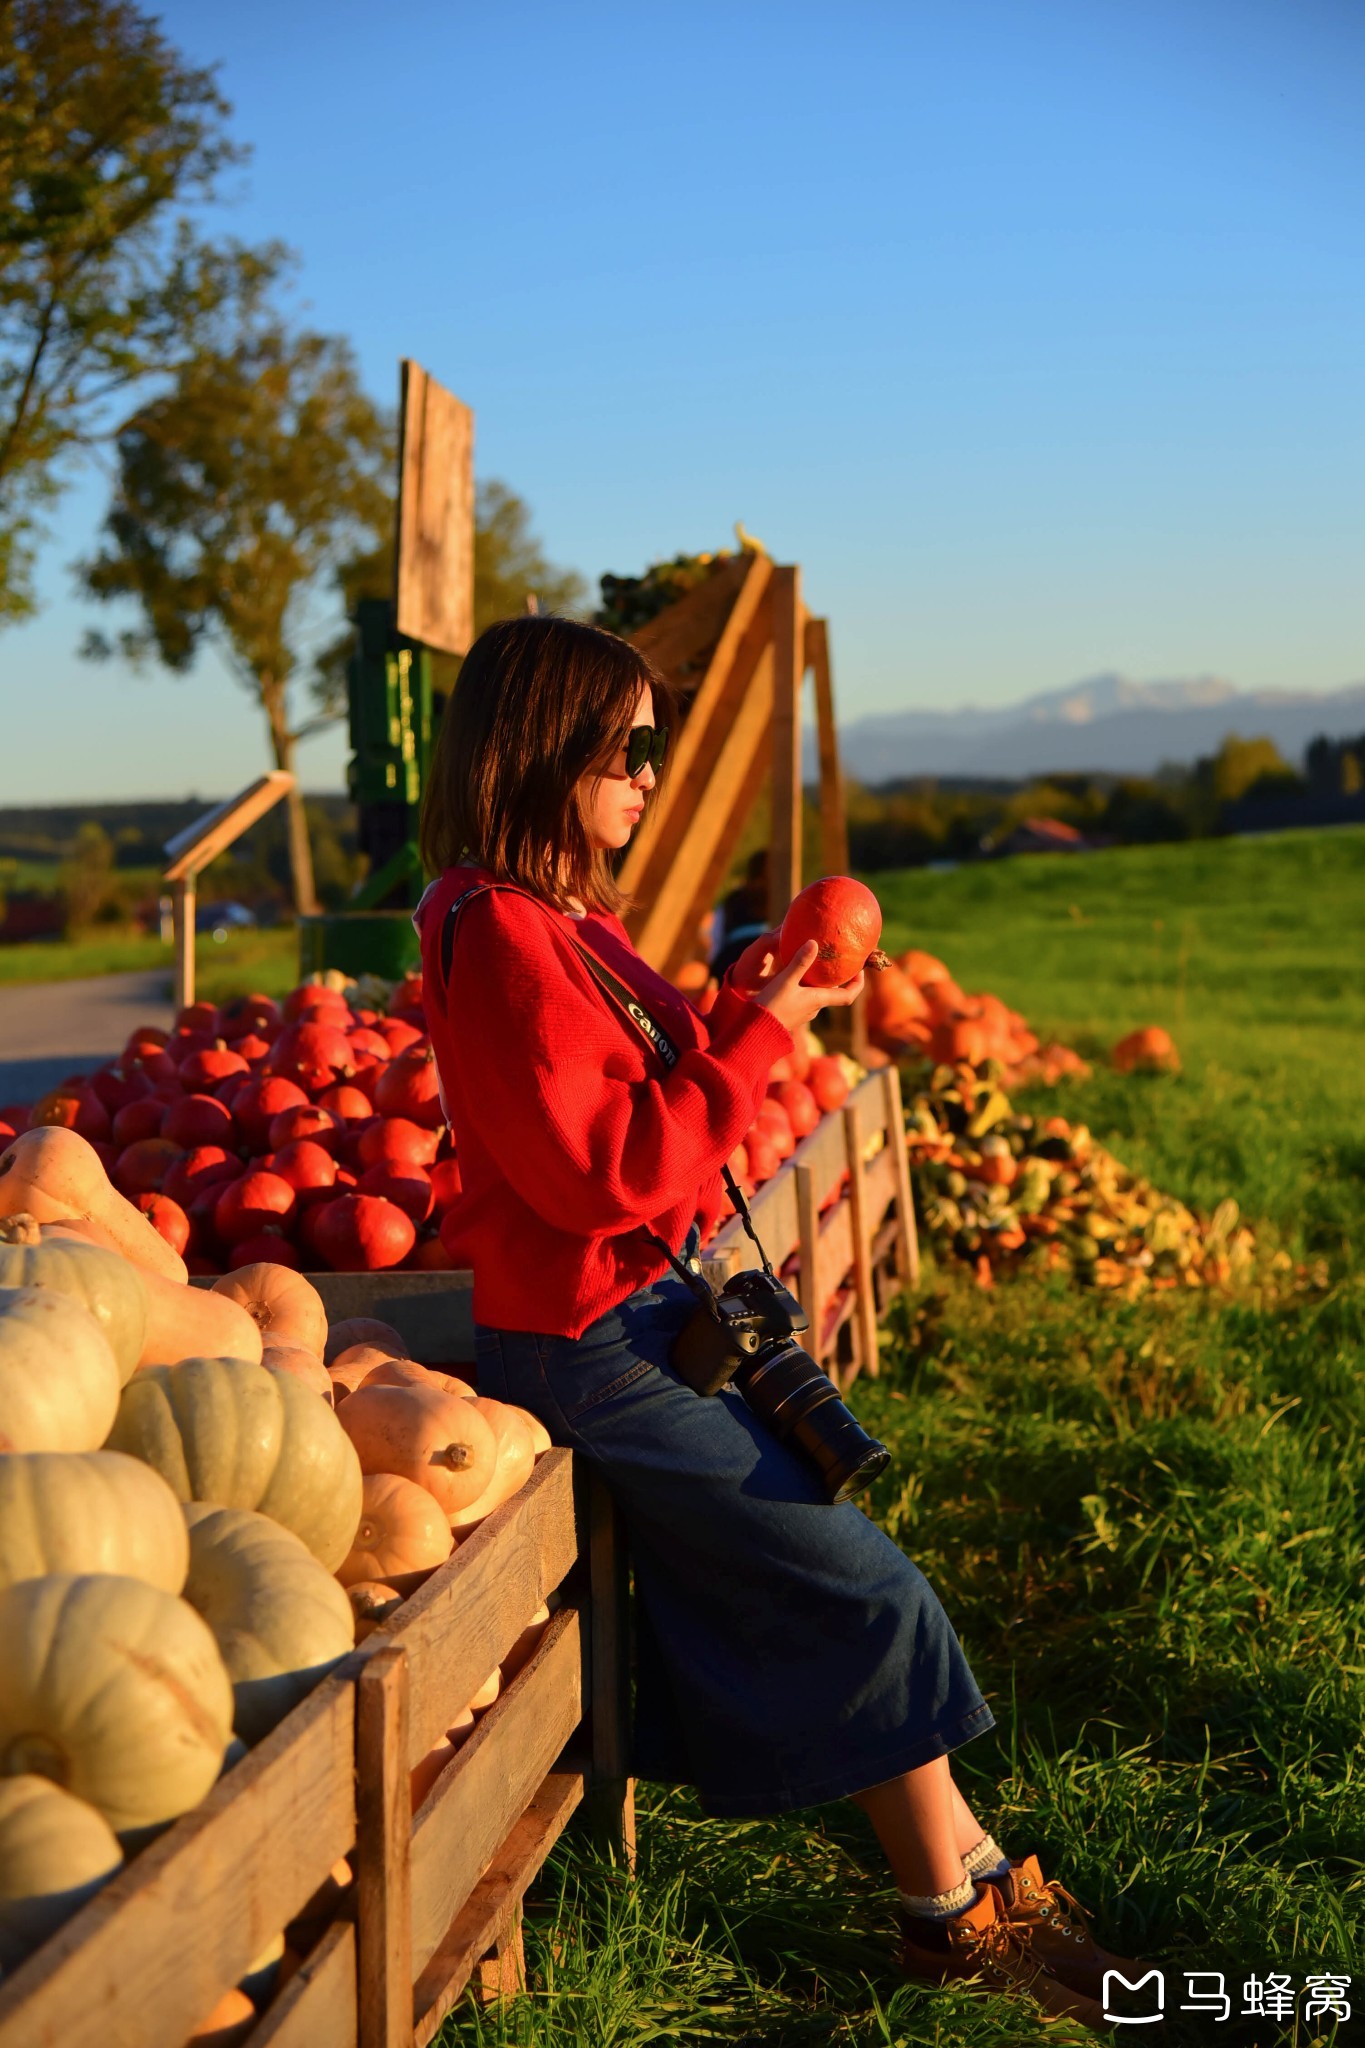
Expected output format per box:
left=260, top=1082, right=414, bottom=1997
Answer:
left=297, top=597, right=439, bottom=981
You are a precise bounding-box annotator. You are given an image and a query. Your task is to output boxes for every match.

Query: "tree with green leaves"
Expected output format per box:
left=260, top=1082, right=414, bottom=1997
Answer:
left=80, top=285, right=392, bottom=916
left=311, top=479, right=587, bottom=722
left=0, top=0, right=276, bottom=622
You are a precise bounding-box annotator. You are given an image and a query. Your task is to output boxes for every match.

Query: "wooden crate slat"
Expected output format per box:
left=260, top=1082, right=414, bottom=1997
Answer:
left=247, top=1922, right=357, bottom=2048
left=356, top=1647, right=413, bottom=2048
left=0, top=1676, right=356, bottom=2048
left=409, top=1610, right=582, bottom=1977
left=299, top=1271, right=476, bottom=1366
left=619, top=553, right=773, bottom=917
left=412, top=1771, right=583, bottom=2046
left=385, top=1449, right=577, bottom=1763
left=706, top=1072, right=884, bottom=1280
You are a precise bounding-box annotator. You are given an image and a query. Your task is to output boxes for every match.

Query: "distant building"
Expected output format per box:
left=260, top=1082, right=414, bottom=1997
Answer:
left=988, top=816, right=1101, bottom=858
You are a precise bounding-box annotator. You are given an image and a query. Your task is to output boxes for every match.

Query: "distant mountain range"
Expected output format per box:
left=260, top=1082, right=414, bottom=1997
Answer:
left=813, top=674, right=1365, bottom=784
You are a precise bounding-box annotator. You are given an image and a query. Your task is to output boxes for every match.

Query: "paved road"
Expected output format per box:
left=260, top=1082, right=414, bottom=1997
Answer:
left=0, top=970, right=173, bottom=1109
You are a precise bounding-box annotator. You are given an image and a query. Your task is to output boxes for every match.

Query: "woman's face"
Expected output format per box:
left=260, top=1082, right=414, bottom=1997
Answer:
left=581, top=684, right=658, bottom=852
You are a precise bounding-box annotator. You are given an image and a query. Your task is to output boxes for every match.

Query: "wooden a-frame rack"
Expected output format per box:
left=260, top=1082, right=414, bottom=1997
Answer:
left=618, top=551, right=850, bottom=994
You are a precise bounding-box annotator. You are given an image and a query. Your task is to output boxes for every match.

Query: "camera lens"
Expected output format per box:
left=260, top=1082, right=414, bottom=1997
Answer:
left=735, top=1339, right=890, bottom=1503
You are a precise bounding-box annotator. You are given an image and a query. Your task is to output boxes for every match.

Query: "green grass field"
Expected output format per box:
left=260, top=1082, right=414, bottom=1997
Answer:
left=0, top=926, right=297, bottom=1003
left=441, top=830, right=1364, bottom=2048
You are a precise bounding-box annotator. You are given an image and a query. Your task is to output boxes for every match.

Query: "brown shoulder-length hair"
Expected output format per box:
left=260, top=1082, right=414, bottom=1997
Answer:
left=418, top=614, right=675, bottom=916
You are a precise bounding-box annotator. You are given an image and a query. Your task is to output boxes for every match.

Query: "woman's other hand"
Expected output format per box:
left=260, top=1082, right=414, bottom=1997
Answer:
left=749, top=940, right=865, bottom=1035
left=730, top=928, right=784, bottom=996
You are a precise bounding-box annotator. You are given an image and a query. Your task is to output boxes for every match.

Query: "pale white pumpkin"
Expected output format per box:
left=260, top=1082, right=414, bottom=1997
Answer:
left=0, top=1217, right=148, bottom=1383
left=0, top=1286, right=121, bottom=1453
left=0, top=1573, right=233, bottom=1832
left=181, top=1504, right=355, bottom=1744
left=106, top=1356, right=364, bottom=1571
left=0, top=1451, right=189, bottom=1597
left=0, top=1773, right=123, bottom=1971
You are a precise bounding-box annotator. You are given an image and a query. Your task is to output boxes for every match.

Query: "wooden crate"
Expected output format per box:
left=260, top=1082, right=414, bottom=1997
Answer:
left=702, top=1067, right=918, bottom=1388
left=0, top=1448, right=625, bottom=2048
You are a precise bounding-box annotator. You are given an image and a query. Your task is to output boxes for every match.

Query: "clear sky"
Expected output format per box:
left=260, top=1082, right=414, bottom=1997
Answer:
left=5, top=0, right=1363, bottom=801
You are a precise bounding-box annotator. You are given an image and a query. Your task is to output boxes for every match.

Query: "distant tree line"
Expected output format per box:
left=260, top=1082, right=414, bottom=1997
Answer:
left=844, top=729, right=1365, bottom=872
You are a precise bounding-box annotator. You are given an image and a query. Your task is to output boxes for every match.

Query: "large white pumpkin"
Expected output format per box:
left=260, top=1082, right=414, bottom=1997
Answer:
left=0, top=1451, right=189, bottom=1597
left=0, top=1218, right=148, bottom=1383
left=0, top=1287, right=121, bottom=1453
left=181, top=1504, right=355, bottom=1745
left=0, top=1773, right=123, bottom=1971
left=0, top=1574, right=234, bottom=1832
left=106, top=1356, right=364, bottom=1571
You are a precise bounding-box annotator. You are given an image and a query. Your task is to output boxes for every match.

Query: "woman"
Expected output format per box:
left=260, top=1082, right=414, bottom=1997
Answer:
left=415, top=615, right=1128, bottom=2029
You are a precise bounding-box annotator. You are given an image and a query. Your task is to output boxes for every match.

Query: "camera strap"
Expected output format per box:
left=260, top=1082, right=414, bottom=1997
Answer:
left=437, top=876, right=777, bottom=1303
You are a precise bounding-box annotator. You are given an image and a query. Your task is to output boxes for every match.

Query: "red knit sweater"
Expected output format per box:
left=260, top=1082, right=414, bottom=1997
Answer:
left=415, top=865, right=793, bottom=1337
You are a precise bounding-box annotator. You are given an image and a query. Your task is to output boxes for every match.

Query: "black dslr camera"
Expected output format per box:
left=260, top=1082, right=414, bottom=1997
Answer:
left=670, top=1266, right=890, bottom=1504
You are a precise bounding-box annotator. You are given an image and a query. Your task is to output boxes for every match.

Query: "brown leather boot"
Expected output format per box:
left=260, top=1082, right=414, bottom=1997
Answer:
left=899, top=1879, right=1109, bottom=2031
left=997, top=1853, right=1139, bottom=2002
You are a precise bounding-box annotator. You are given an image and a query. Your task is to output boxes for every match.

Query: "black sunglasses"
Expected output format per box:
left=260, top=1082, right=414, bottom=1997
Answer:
left=623, top=724, right=669, bottom=777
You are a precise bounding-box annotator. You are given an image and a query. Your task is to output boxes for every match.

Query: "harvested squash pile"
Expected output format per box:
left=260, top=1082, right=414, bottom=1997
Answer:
left=902, top=1055, right=1267, bottom=1295
left=0, top=1125, right=549, bottom=2027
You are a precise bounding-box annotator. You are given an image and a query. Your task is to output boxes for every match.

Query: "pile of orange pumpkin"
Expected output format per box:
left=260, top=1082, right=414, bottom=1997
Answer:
left=859, top=947, right=1090, bottom=1086
left=0, top=1133, right=549, bottom=2035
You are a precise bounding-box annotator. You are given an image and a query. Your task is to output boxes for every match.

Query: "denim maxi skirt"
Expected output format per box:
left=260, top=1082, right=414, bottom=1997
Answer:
left=473, top=1226, right=994, bottom=1819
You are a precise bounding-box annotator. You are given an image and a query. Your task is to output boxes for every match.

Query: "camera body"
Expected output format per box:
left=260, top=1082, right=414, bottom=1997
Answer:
left=669, top=1265, right=890, bottom=1504
left=670, top=1267, right=810, bottom=1397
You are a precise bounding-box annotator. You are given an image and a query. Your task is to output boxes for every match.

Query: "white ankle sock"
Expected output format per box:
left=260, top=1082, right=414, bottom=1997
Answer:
left=962, top=1833, right=1010, bottom=1884
left=898, top=1874, right=977, bottom=1920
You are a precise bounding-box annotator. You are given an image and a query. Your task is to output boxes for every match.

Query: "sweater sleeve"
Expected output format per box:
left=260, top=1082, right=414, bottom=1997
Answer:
left=442, top=892, right=792, bottom=1235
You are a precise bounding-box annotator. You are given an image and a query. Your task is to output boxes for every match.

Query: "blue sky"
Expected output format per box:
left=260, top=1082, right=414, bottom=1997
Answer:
left=6, top=0, right=1363, bottom=800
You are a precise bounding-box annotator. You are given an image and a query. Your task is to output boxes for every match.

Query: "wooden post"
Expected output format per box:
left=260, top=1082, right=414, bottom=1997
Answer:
left=767, top=565, right=803, bottom=925
left=585, top=1471, right=636, bottom=1870
left=356, top=1645, right=414, bottom=2048
left=172, top=878, right=195, bottom=1013
left=793, top=1161, right=822, bottom=1365
left=842, top=1098, right=880, bottom=1385
left=880, top=1066, right=920, bottom=1291
left=805, top=617, right=848, bottom=878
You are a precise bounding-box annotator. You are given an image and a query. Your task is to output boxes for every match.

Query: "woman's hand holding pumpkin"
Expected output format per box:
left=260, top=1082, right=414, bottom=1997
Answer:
left=749, top=941, right=865, bottom=1035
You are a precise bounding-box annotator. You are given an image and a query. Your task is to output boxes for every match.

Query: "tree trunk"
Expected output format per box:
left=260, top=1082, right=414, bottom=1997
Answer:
left=261, top=679, right=320, bottom=918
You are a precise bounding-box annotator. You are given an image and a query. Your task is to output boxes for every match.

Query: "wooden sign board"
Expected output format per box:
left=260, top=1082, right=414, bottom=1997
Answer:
left=395, top=361, right=475, bottom=656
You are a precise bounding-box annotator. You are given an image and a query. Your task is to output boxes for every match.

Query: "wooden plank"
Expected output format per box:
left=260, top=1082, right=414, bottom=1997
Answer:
left=658, top=695, right=773, bottom=985
left=767, top=565, right=804, bottom=924
left=300, top=1271, right=475, bottom=1366
left=409, top=1610, right=582, bottom=1976
left=355, top=1647, right=412, bottom=2048
left=395, top=361, right=474, bottom=657
left=805, top=617, right=849, bottom=879
left=630, top=639, right=777, bottom=971
left=163, top=772, right=296, bottom=882
left=843, top=1098, right=880, bottom=1382
left=412, top=1772, right=583, bottom=2045
left=172, top=878, right=195, bottom=1013
left=705, top=1080, right=867, bottom=1278
left=249, top=1922, right=356, bottom=2048
left=627, top=552, right=751, bottom=682
left=584, top=1470, right=635, bottom=1865
left=880, top=1066, right=920, bottom=1289
left=0, top=1677, right=355, bottom=2048
left=794, top=1161, right=820, bottom=1335
left=387, top=1449, right=577, bottom=1763
left=619, top=554, right=772, bottom=909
